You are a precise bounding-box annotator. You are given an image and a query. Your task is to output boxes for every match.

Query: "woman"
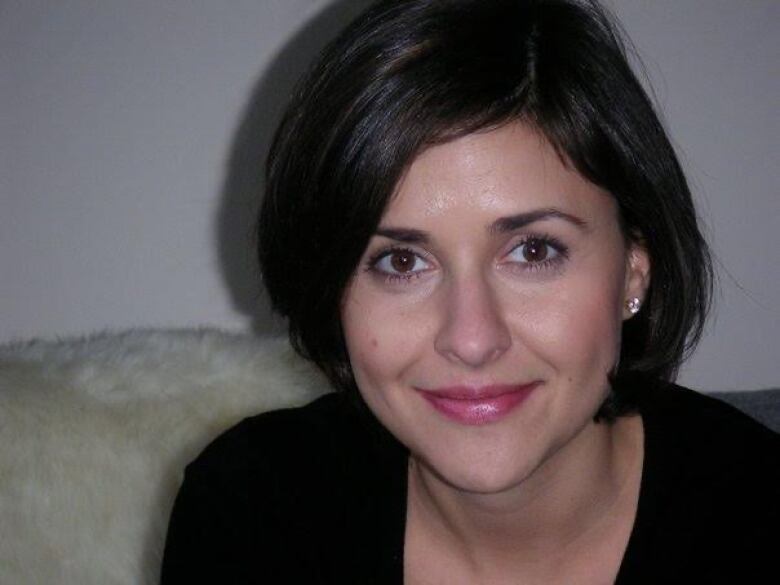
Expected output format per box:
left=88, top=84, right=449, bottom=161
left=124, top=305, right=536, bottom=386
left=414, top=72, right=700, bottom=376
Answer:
left=161, top=0, right=779, bottom=582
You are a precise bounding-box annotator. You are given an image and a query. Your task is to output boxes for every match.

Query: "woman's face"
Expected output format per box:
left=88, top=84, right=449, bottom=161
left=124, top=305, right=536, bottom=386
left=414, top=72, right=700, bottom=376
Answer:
left=341, top=123, right=649, bottom=494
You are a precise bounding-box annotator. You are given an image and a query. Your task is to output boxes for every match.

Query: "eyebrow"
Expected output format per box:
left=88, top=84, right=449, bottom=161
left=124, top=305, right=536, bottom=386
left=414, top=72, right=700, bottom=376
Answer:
left=375, top=207, right=589, bottom=243
left=374, top=226, right=429, bottom=243
left=489, top=208, right=589, bottom=234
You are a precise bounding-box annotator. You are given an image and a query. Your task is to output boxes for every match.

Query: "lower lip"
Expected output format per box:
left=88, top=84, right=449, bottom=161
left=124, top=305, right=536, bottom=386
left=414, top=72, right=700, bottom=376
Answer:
left=419, top=383, right=539, bottom=425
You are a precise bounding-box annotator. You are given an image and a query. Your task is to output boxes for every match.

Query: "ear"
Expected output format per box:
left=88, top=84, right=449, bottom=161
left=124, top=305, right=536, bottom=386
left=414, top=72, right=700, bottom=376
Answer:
left=622, top=241, right=651, bottom=320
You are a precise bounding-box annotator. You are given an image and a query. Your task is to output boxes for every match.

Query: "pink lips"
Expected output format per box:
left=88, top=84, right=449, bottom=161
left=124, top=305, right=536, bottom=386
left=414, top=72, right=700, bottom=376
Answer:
left=416, top=382, right=540, bottom=425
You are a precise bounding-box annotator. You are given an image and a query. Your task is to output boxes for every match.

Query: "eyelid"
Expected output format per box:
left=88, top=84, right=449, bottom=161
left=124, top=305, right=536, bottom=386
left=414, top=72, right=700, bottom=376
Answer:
left=365, top=232, right=569, bottom=284
left=501, top=233, right=570, bottom=271
left=366, top=245, right=435, bottom=281
left=367, top=244, right=432, bottom=266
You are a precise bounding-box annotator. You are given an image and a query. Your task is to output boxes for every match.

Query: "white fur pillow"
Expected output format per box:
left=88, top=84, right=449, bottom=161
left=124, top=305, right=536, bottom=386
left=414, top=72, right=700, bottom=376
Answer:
left=0, top=328, right=328, bottom=585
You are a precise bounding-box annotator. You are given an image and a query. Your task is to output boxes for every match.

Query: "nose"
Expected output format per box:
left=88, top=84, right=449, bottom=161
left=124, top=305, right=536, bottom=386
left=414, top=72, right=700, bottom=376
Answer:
left=434, top=274, right=512, bottom=368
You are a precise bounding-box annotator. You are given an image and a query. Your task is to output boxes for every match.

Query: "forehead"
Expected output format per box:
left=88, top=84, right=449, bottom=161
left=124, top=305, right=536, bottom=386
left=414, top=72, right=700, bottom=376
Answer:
left=385, top=123, right=617, bottom=227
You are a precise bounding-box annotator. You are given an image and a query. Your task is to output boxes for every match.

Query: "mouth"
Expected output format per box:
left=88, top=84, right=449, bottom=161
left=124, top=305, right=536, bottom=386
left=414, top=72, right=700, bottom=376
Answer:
left=414, top=382, right=541, bottom=425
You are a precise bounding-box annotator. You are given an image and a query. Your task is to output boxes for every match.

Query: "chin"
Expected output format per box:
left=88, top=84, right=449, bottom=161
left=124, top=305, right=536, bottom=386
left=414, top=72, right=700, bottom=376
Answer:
left=414, top=443, right=543, bottom=495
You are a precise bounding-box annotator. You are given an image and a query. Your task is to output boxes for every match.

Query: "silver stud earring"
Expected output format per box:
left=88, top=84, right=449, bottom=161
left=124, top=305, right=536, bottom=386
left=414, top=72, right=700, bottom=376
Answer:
left=626, top=297, right=641, bottom=315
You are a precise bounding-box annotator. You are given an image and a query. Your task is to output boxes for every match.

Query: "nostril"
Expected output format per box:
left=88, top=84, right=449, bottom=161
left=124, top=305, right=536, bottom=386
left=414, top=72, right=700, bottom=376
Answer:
left=433, top=278, right=512, bottom=367
left=434, top=315, right=511, bottom=367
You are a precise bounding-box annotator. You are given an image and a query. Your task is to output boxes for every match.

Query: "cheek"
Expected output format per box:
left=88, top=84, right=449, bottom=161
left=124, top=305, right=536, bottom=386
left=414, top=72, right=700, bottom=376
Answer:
left=510, top=266, right=626, bottom=380
left=341, top=305, right=379, bottom=383
left=562, top=297, right=622, bottom=371
left=341, top=289, right=429, bottom=395
left=341, top=318, right=383, bottom=410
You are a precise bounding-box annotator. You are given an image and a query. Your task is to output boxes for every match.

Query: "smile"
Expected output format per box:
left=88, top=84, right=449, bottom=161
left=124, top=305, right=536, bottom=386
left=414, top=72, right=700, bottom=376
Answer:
left=415, top=382, right=540, bottom=425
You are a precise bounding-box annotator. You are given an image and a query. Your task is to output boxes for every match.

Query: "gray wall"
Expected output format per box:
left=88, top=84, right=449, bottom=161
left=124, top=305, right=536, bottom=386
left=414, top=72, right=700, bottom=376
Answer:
left=1, top=0, right=778, bottom=391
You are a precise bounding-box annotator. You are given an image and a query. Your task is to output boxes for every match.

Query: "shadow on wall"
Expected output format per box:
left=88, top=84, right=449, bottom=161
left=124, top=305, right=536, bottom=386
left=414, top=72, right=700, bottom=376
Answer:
left=216, top=0, right=374, bottom=337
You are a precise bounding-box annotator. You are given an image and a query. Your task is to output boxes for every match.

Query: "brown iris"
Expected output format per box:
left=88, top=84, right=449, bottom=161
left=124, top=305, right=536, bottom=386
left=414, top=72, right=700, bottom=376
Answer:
left=522, top=238, right=549, bottom=262
left=390, top=250, right=416, bottom=273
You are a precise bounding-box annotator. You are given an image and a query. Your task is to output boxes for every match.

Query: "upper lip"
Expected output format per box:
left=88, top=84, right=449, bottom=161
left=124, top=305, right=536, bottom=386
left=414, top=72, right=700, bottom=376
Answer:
left=415, top=382, right=540, bottom=400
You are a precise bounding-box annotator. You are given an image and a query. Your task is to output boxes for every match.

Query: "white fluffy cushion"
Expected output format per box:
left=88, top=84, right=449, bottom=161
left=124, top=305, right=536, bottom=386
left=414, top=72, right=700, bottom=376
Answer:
left=0, top=328, right=328, bottom=585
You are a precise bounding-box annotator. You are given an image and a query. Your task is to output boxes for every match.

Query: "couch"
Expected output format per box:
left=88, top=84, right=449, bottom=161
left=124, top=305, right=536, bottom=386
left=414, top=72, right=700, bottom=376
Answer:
left=0, top=328, right=777, bottom=584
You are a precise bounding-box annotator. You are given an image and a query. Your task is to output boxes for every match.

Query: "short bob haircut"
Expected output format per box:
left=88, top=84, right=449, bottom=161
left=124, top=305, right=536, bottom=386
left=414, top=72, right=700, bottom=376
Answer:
left=258, top=0, right=713, bottom=418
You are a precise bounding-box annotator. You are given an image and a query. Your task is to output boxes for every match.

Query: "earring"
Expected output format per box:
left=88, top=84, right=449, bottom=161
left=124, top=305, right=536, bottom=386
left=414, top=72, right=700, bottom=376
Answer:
left=626, top=297, right=641, bottom=315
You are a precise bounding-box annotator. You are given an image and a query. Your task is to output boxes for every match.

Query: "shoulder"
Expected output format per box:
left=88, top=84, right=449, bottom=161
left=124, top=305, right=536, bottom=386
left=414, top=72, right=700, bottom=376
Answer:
left=161, top=392, right=403, bottom=582
left=187, top=392, right=353, bottom=477
left=180, top=389, right=407, bottom=506
left=629, top=381, right=779, bottom=577
left=182, top=391, right=403, bottom=501
left=174, top=391, right=359, bottom=504
left=637, top=380, right=779, bottom=462
left=637, top=380, right=779, bottom=490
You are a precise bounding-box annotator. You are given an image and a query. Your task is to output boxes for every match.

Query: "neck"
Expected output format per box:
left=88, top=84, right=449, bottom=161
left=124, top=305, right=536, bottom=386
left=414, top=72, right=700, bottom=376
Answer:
left=406, top=414, right=643, bottom=570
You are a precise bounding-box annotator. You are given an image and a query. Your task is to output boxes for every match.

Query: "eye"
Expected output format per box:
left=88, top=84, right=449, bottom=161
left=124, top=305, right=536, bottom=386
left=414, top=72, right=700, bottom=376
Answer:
left=509, top=237, right=558, bottom=263
left=505, top=235, right=568, bottom=270
left=368, top=247, right=432, bottom=281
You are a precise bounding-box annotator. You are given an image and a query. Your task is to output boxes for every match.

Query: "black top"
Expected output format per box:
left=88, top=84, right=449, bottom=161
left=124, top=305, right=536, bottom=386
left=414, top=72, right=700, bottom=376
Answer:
left=160, top=382, right=779, bottom=584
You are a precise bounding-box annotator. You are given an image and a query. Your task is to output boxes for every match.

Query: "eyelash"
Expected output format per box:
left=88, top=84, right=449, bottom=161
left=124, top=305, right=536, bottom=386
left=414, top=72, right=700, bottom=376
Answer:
left=366, top=234, right=569, bottom=284
left=505, top=233, right=569, bottom=273
left=366, top=246, right=433, bottom=284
